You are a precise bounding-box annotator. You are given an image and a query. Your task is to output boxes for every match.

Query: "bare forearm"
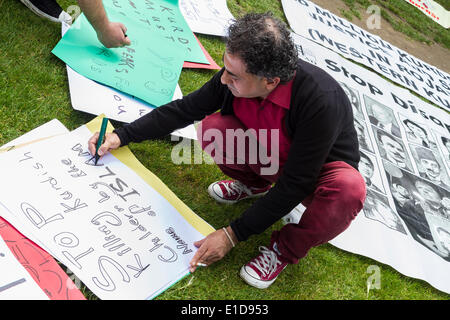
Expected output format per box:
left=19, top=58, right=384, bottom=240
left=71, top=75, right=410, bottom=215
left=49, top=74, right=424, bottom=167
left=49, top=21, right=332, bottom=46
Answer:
left=77, top=0, right=109, bottom=32
left=76, top=0, right=130, bottom=48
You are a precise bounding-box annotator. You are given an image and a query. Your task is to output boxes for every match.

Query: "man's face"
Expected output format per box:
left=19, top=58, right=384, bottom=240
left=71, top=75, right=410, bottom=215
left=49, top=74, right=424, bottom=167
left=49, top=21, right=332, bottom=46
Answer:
left=381, top=135, right=406, bottom=164
left=407, top=122, right=426, bottom=140
left=221, top=51, right=273, bottom=99
left=392, top=183, right=412, bottom=204
left=372, top=104, right=392, bottom=124
left=415, top=181, right=441, bottom=206
left=420, top=158, right=441, bottom=181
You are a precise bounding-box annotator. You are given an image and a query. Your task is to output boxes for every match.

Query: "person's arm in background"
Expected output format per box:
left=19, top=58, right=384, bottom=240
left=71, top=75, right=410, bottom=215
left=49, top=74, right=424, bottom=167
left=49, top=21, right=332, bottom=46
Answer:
left=77, top=0, right=131, bottom=48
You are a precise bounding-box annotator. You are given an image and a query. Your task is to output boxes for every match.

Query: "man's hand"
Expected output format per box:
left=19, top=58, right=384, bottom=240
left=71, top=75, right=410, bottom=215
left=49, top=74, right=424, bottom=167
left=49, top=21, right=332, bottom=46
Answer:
left=88, top=132, right=121, bottom=158
left=189, top=226, right=238, bottom=273
left=77, top=0, right=131, bottom=48
left=97, top=21, right=131, bottom=48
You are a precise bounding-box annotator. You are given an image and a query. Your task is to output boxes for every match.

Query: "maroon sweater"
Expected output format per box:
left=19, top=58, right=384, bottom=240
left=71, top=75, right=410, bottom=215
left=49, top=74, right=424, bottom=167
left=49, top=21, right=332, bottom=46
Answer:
left=114, top=59, right=360, bottom=241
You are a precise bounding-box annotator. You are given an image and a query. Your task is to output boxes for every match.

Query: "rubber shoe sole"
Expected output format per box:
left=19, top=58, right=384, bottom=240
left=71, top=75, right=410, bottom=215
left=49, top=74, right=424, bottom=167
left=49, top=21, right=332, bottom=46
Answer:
left=20, top=0, right=65, bottom=23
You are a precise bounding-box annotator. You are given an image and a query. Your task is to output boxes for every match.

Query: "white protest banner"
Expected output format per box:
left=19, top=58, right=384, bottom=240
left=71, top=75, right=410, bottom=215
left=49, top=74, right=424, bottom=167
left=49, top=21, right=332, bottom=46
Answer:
left=0, top=116, right=214, bottom=300
left=180, top=0, right=234, bottom=36
left=292, top=32, right=450, bottom=294
left=65, top=66, right=197, bottom=141
left=0, top=235, right=49, bottom=300
left=402, top=0, right=450, bottom=29
left=282, top=0, right=450, bottom=111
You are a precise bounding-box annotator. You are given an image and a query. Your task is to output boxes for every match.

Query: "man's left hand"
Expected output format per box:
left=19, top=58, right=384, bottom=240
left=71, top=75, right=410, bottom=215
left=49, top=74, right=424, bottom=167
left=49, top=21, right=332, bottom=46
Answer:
left=189, top=226, right=237, bottom=273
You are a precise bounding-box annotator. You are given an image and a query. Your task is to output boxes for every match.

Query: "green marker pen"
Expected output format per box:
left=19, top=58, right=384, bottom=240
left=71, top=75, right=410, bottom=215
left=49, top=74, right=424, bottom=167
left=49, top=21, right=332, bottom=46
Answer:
left=95, top=117, right=109, bottom=165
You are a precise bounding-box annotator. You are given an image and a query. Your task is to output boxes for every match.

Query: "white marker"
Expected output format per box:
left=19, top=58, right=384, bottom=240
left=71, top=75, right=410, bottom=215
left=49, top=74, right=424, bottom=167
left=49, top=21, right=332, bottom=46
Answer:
left=196, top=262, right=208, bottom=267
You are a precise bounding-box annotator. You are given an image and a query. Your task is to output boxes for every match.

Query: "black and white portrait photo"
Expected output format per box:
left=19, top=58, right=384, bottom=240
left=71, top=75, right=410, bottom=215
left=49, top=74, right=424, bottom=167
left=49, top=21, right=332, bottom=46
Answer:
left=413, top=178, right=450, bottom=221
left=384, top=163, right=450, bottom=261
left=340, top=82, right=364, bottom=120
left=433, top=226, right=450, bottom=257
left=365, top=95, right=402, bottom=139
left=354, top=117, right=374, bottom=153
left=439, top=136, right=450, bottom=170
left=374, top=127, right=413, bottom=172
left=360, top=151, right=384, bottom=193
left=411, top=145, right=450, bottom=191
left=363, top=189, right=406, bottom=233
left=400, top=116, right=437, bottom=150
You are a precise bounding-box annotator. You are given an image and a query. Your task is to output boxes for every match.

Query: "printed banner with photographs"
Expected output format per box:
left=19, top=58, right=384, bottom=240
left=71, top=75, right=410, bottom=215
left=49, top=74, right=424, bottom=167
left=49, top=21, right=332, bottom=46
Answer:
left=291, top=32, right=450, bottom=294
left=281, top=0, right=450, bottom=111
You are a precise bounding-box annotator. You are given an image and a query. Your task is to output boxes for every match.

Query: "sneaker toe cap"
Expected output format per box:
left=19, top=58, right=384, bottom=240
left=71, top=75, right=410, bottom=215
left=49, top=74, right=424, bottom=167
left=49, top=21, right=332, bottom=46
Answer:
left=241, top=265, right=260, bottom=280
left=209, top=183, right=224, bottom=198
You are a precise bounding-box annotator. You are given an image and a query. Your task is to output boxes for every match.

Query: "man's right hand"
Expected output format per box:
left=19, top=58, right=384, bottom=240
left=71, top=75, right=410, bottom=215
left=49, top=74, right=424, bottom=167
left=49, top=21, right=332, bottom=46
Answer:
left=88, top=132, right=122, bottom=158
left=97, top=21, right=131, bottom=48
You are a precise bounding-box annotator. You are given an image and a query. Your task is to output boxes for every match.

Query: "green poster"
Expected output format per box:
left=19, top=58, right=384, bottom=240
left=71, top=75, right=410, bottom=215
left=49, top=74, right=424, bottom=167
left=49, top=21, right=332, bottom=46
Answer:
left=102, top=0, right=207, bottom=64
left=52, top=0, right=209, bottom=107
left=53, top=10, right=186, bottom=107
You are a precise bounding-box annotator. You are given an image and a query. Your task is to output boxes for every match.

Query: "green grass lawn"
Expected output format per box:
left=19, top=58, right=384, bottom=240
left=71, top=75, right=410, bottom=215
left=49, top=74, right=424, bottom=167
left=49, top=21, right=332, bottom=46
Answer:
left=339, top=0, right=450, bottom=48
left=0, top=0, right=449, bottom=300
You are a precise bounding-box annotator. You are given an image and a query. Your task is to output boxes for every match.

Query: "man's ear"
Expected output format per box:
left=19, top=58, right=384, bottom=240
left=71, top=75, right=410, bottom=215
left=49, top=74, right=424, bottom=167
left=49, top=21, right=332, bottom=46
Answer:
left=265, top=77, right=281, bottom=91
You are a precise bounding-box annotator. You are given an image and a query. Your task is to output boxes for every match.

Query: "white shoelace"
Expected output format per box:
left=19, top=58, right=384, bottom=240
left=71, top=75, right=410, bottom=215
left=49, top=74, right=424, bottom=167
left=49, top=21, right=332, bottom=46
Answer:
left=221, top=180, right=251, bottom=197
left=250, top=246, right=282, bottom=277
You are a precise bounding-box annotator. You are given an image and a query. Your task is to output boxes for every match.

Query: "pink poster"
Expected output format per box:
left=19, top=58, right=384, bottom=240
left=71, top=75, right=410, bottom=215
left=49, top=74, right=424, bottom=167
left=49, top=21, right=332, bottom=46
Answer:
left=183, top=34, right=221, bottom=70
left=0, top=218, right=86, bottom=300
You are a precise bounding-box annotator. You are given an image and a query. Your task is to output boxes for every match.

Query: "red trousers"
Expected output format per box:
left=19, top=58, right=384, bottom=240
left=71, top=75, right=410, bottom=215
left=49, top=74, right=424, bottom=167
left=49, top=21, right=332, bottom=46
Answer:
left=198, top=113, right=366, bottom=263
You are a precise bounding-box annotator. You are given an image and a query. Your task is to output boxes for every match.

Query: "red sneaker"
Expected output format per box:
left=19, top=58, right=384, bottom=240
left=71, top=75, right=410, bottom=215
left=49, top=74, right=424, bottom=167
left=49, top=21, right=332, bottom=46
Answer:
left=240, top=245, right=288, bottom=289
left=207, top=180, right=271, bottom=204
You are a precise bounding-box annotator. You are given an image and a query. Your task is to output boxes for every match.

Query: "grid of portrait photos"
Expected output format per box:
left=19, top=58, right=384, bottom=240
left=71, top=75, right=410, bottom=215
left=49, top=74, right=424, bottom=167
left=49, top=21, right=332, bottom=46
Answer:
left=340, top=82, right=450, bottom=263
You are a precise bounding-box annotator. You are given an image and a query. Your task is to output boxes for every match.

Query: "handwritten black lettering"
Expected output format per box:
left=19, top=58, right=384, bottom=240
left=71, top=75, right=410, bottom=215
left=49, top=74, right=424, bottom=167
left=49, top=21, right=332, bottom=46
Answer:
left=71, top=143, right=91, bottom=158
left=91, top=211, right=122, bottom=227
left=60, top=198, right=88, bottom=213
left=160, top=5, right=174, bottom=15
left=98, top=191, right=111, bottom=203
left=126, top=254, right=149, bottom=278
left=148, top=237, right=163, bottom=252
left=61, top=246, right=94, bottom=270
left=158, top=246, right=177, bottom=263
left=92, top=256, right=130, bottom=292
left=19, top=152, right=33, bottom=162
left=166, top=227, right=193, bottom=255
left=60, top=191, right=73, bottom=200
left=54, top=231, right=79, bottom=248
left=118, top=105, right=127, bottom=115
left=0, top=278, right=26, bottom=293
left=21, top=202, right=64, bottom=229
left=98, top=166, right=116, bottom=179
left=128, top=204, right=153, bottom=215
left=40, top=176, right=62, bottom=191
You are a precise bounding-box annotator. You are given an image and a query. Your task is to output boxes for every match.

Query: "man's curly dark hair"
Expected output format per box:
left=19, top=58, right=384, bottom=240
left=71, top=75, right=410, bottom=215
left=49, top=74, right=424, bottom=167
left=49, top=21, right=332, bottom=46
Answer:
left=225, top=12, right=298, bottom=84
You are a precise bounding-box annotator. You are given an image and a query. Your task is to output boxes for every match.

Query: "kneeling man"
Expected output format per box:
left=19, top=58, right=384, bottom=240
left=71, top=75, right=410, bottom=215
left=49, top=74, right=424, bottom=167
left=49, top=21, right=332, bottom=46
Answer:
left=89, top=12, right=366, bottom=289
